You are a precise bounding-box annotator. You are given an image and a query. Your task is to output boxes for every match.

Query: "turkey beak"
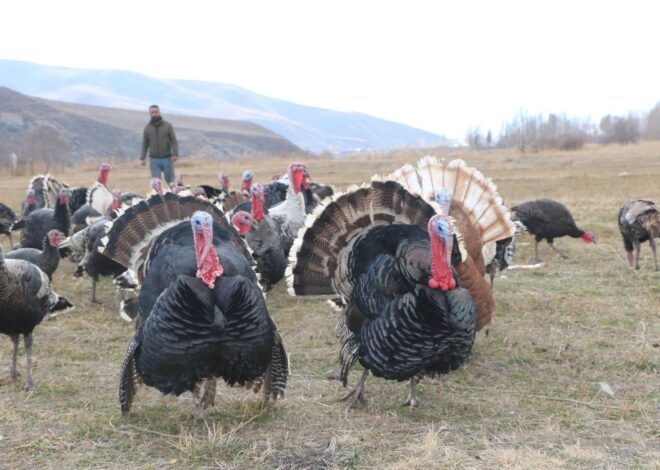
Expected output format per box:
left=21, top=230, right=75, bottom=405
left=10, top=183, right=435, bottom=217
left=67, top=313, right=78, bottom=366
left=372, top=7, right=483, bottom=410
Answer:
left=247, top=218, right=258, bottom=229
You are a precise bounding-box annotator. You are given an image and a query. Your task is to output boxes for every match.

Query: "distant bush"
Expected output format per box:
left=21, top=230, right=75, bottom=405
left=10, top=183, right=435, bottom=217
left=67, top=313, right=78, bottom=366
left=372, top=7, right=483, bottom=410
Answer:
left=599, top=114, right=641, bottom=145
left=558, top=133, right=585, bottom=150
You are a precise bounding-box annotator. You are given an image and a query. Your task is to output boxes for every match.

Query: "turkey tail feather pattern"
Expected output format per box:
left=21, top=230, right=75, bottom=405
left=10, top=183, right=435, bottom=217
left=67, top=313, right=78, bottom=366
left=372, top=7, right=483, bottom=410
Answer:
left=287, top=180, right=437, bottom=298
left=378, top=157, right=516, bottom=245
left=119, top=332, right=141, bottom=414
left=100, top=194, right=249, bottom=271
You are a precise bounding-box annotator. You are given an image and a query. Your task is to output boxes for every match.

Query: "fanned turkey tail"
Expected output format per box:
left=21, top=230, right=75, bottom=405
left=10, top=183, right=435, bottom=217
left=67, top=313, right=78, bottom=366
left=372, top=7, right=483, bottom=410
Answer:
left=99, top=193, right=250, bottom=274
left=287, top=180, right=438, bottom=299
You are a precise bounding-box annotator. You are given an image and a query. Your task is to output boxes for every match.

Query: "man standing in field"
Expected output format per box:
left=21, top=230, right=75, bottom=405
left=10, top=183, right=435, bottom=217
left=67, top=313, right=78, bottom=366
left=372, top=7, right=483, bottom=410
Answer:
left=139, top=105, right=179, bottom=186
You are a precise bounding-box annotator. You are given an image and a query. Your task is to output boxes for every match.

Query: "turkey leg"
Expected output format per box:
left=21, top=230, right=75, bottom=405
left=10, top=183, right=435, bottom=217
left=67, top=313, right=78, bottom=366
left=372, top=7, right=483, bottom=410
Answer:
left=9, top=334, right=19, bottom=381
left=403, top=375, right=421, bottom=408
left=340, top=369, right=368, bottom=406
left=534, top=240, right=542, bottom=263
left=648, top=238, right=658, bottom=271
left=548, top=241, right=569, bottom=259
left=90, top=277, right=100, bottom=304
left=24, top=333, right=34, bottom=390
left=633, top=239, right=641, bottom=270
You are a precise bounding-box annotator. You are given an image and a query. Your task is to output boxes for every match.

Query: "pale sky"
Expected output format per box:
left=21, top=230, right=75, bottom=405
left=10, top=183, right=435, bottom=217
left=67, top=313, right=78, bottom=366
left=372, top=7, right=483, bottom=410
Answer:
left=1, top=0, right=659, bottom=140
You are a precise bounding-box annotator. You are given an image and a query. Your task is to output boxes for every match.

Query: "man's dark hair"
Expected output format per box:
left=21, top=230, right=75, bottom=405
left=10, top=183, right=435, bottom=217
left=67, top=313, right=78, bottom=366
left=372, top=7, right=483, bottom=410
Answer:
left=149, top=105, right=160, bottom=110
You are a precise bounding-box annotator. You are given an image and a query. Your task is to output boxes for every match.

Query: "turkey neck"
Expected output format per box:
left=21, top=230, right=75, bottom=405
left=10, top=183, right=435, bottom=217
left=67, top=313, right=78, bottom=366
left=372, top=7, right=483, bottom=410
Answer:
left=193, top=228, right=223, bottom=289
left=429, top=233, right=455, bottom=290
left=251, top=193, right=265, bottom=221
left=54, top=198, right=71, bottom=235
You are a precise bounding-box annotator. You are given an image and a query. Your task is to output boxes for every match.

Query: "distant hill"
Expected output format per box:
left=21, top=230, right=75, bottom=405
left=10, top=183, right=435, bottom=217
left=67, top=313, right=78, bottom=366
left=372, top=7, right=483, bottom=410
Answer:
left=0, top=86, right=301, bottom=166
left=0, top=59, right=450, bottom=152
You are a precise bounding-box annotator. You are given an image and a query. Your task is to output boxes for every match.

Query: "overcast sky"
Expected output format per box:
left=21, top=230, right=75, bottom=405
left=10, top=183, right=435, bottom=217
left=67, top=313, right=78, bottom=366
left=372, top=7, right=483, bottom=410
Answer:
left=1, top=0, right=659, bottom=139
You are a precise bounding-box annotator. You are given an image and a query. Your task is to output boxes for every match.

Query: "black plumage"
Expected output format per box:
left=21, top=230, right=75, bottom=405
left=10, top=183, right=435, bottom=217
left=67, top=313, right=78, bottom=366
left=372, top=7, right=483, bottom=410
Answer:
left=136, top=220, right=257, bottom=320
left=71, top=204, right=102, bottom=233
left=485, top=236, right=515, bottom=287
left=511, top=198, right=595, bottom=261
left=288, top=181, right=477, bottom=407
left=5, top=230, right=65, bottom=280
left=14, top=190, right=71, bottom=249
left=0, top=203, right=17, bottom=247
left=618, top=199, right=659, bottom=271
left=0, top=245, right=72, bottom=389
left=68, top=186, right=88, bottom=214
left=102, top=198, right=288, bottom=414
left=344, top=225, right=474, bottom=381
left=76, top=220, right=127, bottom=303
left=232, top=209, right=287, bottom=291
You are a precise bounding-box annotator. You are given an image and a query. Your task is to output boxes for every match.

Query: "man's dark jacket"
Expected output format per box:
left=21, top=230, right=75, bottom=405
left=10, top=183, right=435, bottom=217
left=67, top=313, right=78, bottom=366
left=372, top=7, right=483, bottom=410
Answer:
left=140, top=119, right=179, bottom=159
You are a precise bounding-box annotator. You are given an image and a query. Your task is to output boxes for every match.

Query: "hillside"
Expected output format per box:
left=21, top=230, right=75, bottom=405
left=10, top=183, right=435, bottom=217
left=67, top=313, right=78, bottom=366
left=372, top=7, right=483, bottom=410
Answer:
left=0, top=86, right=301, bottom=165
left=0, top=59, right=450, bottom=151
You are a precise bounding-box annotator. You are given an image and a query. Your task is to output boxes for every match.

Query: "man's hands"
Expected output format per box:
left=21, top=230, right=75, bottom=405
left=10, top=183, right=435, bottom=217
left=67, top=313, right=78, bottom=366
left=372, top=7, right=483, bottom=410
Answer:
left=139, top=159, right=146, bottom=167
left=171, top=155, right=178, bottom=162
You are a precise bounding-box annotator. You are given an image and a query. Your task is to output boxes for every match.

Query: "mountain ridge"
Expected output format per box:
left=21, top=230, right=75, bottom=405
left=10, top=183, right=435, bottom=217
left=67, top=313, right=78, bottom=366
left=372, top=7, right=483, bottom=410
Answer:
left=0, top=86, right=301, bottom=166
left=0, top=59, right=449, bottom=151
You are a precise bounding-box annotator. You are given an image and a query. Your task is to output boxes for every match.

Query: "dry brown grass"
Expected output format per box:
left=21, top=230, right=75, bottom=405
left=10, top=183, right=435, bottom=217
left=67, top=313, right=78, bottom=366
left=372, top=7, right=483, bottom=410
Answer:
left=1, top=142, right=658, bottom=469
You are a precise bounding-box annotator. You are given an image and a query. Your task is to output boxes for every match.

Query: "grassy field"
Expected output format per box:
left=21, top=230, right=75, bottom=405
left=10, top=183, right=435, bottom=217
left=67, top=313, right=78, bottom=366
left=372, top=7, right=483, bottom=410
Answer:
left=0, top=143, right=658, bottom=469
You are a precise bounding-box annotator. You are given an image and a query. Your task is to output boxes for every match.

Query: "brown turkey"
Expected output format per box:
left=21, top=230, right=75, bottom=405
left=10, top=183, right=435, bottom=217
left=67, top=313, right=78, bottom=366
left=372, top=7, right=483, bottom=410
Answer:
left=618, top=199, right=659, bottom=271
left=510, top=198, right=596, bottom=262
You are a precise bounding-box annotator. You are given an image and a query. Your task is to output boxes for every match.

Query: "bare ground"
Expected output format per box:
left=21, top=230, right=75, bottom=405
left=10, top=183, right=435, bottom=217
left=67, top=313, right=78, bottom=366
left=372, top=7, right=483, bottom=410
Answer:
left=0, top=143, right=658, bottom=469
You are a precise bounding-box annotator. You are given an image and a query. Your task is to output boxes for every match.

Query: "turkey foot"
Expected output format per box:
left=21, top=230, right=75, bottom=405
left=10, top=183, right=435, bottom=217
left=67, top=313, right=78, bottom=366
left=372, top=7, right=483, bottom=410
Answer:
left=339, top=369, right=368, bottom=407
left=549, top=243, right=569, bottom=259
left=200, top=378, right=217, bottom=409
left=402, top=376, right=421, bottom=408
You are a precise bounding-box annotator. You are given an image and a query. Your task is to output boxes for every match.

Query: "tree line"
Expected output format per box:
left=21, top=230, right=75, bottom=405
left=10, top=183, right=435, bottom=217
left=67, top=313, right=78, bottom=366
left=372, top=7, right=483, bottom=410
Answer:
left=467, top=102, right=660, bottom=151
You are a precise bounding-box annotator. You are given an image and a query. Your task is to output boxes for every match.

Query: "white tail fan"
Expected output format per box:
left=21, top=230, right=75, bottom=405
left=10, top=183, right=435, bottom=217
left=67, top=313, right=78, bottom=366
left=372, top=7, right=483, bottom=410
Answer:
left=375, top=156, right=515, bottom=245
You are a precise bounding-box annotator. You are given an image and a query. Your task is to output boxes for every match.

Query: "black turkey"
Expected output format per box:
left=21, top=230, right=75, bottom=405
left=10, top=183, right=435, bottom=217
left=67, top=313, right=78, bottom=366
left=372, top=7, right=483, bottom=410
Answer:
left=0, top=244, right=72, bottom=389
left=12, top=188, right=71, bottom=249
left=231, top=185, right=287, bottom=291
left=288, top=180, right=482, bottom=407
left=99, top=194, right=288, bottom=415
left=511, top=198, right=596, bottom=262
left=0, top=203, right=17, bottom=247
left=5, top=230, right=66, bottom=280
left=618, top=199, right=659, bottom=271
left=20, top=189, right=37, bottom=217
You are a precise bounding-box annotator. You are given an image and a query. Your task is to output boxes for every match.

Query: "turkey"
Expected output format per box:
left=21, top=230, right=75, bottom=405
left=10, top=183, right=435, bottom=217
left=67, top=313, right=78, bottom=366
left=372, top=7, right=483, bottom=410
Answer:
left=69, top=164, right=114, bottom=231
left=241, top=169, right=254, bottom=192
left=618, top=199, right=659, bottom=271
left=268, top=162, right=311, bottom=254
left=20, top=189, right=37, bottom=217
left=198, top=172, right=231, bottom=200
left=0, top=244, right=73, bottom=389
left=510, top=199, right=596, bottom=262
left=288, top=180, right=509, bottom=407
left=74, top=218, right=126, bottom=304
left=12, top=188, right=71, bottom=249
left=376, top=157, right=516, bottom=321
left=0, top=203, right=17, bottom=248
left=67, top=186, right=89, bottom=215
left=231, top=184, right=287, bottom=291
left=5, top=230, right=66, bottom=280
left=266, top=171, right=331, bottom=213
left=98, top=194, right=288, bottom=415
left=26, top=174, right=60, bottom=210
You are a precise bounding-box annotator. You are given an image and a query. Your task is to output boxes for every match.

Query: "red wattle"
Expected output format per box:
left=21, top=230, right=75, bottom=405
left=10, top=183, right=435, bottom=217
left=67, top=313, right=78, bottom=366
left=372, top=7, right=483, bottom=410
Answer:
left=241, top=180, right=252, bottom=192
left=291, top=171, right=304, bottom=194
left=251, top=196, right=264, bottom=221
left=194, top=231, right=223, bottom=289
